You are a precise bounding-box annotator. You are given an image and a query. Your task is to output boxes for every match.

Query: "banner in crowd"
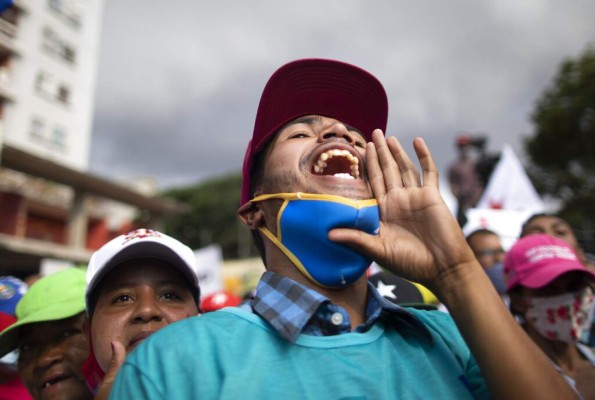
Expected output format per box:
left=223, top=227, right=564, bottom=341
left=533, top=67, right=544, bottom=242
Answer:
left=194, top=244, right=223, bottom=297
left=464, top=144, right=547, bottom=249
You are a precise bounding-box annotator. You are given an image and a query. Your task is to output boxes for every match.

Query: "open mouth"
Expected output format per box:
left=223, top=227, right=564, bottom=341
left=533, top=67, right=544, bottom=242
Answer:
left=41, top=374, right=69, bottom=390
left=311, top=148, right=360, bottom=179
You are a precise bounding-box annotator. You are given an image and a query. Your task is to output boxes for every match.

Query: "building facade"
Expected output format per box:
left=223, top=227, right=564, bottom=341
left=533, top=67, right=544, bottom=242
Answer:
left=0, top=1, right=186, bottom=278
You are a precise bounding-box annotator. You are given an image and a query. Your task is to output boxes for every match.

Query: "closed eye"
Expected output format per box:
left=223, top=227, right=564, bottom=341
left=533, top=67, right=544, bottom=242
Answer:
left=353, top=138, right=365, bottom=149
left=288, top=132, right=310, bottom=139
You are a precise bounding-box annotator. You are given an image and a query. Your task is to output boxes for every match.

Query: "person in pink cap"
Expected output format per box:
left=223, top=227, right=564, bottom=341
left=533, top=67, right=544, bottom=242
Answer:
left=505, top=233, right=595, bottom=398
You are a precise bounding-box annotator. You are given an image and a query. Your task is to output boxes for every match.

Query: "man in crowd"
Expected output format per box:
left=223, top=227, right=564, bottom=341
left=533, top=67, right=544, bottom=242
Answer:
left=0, top=268, right=93, bottom=400
left=505, top=233, right=595, bottom=398
left=466, top=228, right=507, bottom=295
left=110, top=58, right=577, bottom=399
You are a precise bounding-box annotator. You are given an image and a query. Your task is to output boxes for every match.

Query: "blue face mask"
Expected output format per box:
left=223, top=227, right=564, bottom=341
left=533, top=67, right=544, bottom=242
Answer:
left=485, top=262, right=506, bottom=294
left=251, top=193, right=380, bottom=287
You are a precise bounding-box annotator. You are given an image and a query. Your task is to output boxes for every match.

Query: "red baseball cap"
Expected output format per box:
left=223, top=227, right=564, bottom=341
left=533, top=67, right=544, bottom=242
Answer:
left=200, top=290, right=242, bottom=313
left=504, top=234, right=595, bottom=291
left=240, top=58, right=389, bottom=205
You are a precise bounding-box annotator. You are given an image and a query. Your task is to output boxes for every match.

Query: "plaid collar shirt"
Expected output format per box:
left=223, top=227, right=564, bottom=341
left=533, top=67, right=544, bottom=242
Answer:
left=245, top=271, right=430, bottom=343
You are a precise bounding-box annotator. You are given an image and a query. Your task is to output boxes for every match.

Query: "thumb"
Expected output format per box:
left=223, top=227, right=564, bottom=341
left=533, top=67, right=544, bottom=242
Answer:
left=328, top=227, right=381, bottom=258
left=95, top=341, right=126, bottom=400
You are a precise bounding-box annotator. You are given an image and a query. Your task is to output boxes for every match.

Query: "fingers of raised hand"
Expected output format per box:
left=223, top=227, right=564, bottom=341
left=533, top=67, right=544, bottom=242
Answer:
left=386, top=136, right=421, bottom=188
left=412, top=138, right=438, bottom=188
left=367, top=132, right=440, bottom=196
left=368, top=130, right=402, bottom=195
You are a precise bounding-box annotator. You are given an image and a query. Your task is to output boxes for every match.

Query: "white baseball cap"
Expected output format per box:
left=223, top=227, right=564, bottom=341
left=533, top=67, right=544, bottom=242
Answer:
left=86, top=228, right=200, bottom=313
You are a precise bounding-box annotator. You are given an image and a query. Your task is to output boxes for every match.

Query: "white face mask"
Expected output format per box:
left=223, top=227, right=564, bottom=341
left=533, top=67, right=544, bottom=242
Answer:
left=525, top=287, right=594, bottom=343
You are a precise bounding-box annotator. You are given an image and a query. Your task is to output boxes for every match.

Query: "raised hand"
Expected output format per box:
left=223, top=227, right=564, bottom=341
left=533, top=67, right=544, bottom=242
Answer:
left=329, top=129, right=476, bottom=292
left=94, top=341, right=126, bottom=400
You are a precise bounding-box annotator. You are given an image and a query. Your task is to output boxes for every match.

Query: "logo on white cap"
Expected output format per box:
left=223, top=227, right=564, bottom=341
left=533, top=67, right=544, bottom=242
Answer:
left=122, top=229, right=162, bottom=245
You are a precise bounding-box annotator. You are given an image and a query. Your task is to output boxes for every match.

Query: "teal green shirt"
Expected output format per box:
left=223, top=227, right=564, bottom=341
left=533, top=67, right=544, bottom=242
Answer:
left=110, top=308, right=487, bottom=399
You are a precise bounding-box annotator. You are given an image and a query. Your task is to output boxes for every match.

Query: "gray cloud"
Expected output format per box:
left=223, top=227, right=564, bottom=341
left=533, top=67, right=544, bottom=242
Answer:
left=90, top=0, right=595, bottom=190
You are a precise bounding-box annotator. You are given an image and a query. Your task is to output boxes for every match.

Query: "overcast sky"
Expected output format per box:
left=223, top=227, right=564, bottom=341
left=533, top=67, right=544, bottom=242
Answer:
left=89, top=1, right=595, bottom=192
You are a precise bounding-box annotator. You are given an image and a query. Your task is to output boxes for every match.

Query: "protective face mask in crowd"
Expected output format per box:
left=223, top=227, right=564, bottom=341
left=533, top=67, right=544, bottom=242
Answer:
left=485, top=262, right=507, bottom=294
left=525, top=286, right=594, bottom=343
left=251, top=193, right=379, bottom=287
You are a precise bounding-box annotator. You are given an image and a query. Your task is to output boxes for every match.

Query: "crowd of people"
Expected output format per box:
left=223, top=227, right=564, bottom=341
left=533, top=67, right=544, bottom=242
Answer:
left=0, top=58, right=593, bottom=399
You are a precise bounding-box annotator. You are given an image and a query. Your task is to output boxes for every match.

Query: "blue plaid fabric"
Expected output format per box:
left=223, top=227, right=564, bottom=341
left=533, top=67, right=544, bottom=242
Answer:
left=248, top=271, right=430, bottom=343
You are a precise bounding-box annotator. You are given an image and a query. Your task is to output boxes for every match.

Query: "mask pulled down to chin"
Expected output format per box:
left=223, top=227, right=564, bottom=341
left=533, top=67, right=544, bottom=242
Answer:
left=251, top=193, right=380, bottom=287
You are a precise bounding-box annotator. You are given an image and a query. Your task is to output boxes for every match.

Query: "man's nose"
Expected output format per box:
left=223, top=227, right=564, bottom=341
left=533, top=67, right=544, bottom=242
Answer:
left=318, top=122, right=358, bottom=146
left=36, top=343, right=65, bottom=369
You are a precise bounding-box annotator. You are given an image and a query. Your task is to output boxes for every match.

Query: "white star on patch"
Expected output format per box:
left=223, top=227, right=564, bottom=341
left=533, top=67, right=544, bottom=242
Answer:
left=376, top=280, right=397, bottom=300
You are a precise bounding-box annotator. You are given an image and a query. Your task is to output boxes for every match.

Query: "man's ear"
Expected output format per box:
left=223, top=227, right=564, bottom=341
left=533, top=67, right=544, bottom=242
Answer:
left=237, top=202, right=265, bottom=230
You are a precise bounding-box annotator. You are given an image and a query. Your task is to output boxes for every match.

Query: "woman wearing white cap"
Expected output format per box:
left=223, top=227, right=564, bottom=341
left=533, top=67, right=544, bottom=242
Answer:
left=83, top=228, right=201, bottom=398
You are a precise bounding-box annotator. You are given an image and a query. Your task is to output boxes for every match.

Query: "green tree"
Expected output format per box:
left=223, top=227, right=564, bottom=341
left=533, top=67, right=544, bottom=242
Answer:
left=525, top=44, right=595, bottom=249
left=161, top=173, right=257, bottom=259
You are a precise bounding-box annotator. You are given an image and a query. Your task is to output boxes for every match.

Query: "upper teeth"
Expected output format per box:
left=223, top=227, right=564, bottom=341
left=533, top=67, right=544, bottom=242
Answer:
left=44, top=382, right=51, bottom=388
left=313, top=149, right=359, bottom=178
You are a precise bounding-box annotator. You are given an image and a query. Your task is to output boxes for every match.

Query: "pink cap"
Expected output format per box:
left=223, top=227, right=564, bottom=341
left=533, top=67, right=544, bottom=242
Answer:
left=240, top=58, right=388, bottom=205
left=504, top=234, right=595, bottom=290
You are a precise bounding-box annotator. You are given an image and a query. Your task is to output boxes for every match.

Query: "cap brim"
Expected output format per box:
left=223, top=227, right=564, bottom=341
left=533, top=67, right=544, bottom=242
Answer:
left=86, top=241, right=199, bottom=311
left=516, top=261, right=595, bottom=289
left=0, top=303, right=85, bottom=358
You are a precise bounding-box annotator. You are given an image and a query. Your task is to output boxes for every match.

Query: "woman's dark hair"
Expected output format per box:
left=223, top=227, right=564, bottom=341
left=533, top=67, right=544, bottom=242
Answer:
left=519, top=213, right=557, bottom=238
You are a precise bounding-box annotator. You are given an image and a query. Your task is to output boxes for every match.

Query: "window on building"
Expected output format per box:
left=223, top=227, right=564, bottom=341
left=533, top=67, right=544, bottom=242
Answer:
left=51, top=125, right=67, bottom=149
left=57, top=85, right=70, bottom=104
left=48, top=0, right=81, bottom=28
left=35, top=71, right=55, bottom=96
left=41, top=26, right=77, bottom=65
left=35, top=70, right=72, bottom=106
left=63, top=45, right=76, bottom=63
left=29, top=117, right=46, bottom=140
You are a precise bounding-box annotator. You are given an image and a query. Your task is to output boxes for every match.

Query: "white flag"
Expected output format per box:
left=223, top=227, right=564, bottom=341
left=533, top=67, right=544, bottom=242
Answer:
left=463, top=208, right=538, bottom=250
left=194, top=244, right=223, bottom=297
left=475, top=145, right=545, bottom=213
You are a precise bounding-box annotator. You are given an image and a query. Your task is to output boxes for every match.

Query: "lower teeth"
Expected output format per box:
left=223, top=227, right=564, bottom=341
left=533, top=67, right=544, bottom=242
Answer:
left=333, top=173, right=354, bottom=179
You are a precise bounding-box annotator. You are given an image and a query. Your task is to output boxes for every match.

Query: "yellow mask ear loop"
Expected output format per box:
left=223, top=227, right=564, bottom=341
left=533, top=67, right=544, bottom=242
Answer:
left=255, top=198, right=318, bottom=285
left=252, top=192, right=378, bottom=207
